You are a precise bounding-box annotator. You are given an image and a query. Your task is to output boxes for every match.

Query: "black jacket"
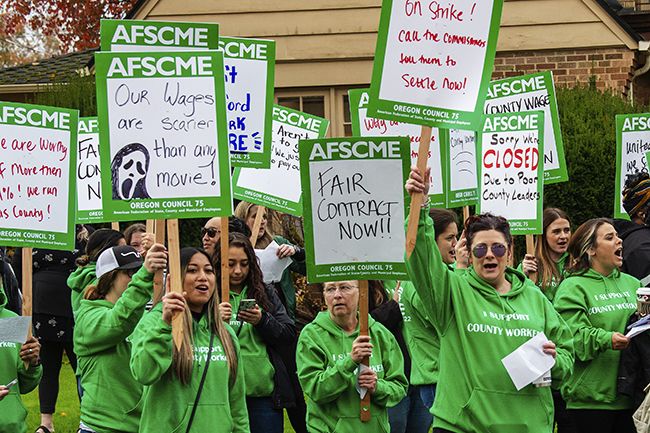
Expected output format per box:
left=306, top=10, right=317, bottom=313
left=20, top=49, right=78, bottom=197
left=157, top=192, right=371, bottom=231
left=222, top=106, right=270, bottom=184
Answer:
left=370, top=299, right=412, bottom=380
left=613, top=219, right=650, bottom=282
left=618, top=313, right=650, bottom=409
left=250, top=284, right=304, bottom=413
left=0, top=248, right=21, bottom=315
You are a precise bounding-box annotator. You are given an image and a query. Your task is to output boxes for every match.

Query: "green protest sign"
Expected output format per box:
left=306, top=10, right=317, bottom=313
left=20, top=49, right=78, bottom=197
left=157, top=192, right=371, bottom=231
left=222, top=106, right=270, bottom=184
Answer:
left=615, top=113, right=650, bottom=219
left=76, top=117, right=105, bottom=223
left=95, top=50, right=232, bottom=221
left=299, top=136, right=410, bottom=282
left=478, top=111, right=544, bottom=234
left=440, top=128, right=479, bottom=208
left=220, top=37, right=275, bottom=168
left=348, top=88, right=445, bottom=207
left=485, top=71, right=567, bottom=184
left=100, top=19, right=219, bottom=51
left=232, top=105, right=329, bottom=216
left=368, top=0, right=504, bottom=129
left=0, top=102, right=78, bottom=250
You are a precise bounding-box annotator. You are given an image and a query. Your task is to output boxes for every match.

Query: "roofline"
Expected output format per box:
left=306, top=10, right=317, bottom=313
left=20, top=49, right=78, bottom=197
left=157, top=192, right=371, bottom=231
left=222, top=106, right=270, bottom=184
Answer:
left=594, top=0, right=643, bottom=42
left=125, top=0, right=149, bottom=19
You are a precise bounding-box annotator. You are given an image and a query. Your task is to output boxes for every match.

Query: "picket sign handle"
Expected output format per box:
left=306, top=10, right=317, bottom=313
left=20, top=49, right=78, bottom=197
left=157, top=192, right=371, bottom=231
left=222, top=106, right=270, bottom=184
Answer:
left=111, top=221, right=120, bottom=231
left=220, top=217, right=230, bottom=303
left=358, top=280, right=371, bottom=422
left=525, top=234, right=538, bottom=283
left=250, top=206, right=266, bottom=248
left=152, top=220, right=166, bottom=304
left=462, top=206, right=470, bottom=225
left=405, top=126, right=432, bottom=258
left=22, top=248, right=33, bottom=369
left=166, top=219, right=184, bottom=351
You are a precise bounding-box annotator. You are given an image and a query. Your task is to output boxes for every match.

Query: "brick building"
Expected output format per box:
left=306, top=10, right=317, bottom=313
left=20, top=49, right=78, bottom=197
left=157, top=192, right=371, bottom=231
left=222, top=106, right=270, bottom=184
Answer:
left=0, top=0, right=647, bottom=134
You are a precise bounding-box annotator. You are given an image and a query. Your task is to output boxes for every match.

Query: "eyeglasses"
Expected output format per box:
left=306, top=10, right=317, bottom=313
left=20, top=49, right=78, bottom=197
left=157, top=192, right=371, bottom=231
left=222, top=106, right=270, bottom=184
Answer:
left=323, top=284, right=358, bottom=295
left=472, top=243, right=507, bottom=259
left=201, top=227, right=220, bottom=239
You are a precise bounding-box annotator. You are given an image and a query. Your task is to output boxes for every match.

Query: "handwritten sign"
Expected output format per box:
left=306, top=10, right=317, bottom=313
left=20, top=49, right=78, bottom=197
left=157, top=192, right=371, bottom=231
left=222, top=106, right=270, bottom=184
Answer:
left=442, top=128, right=479, bottom=208
left=0, top=102, right=78, bottom=249
left=232, top=105, right=329, bottom=216
left=220, top=37, right=275, bottom=168
left=615, top=114, right=650, bottom=219
left=76, top=117, right=104, bottom=223
left=478, top=112, right=544, bottom=234
left=299, top=136, right=410, bottom=282
left=100, top=19, right=219, bottom=51
left=95, top=50, right=232, bottom=221
left=368, top=0, right=503, bottom=128
left=485, top=72, right=567, bottom=184
left=349, top=88, right=445, bottom=207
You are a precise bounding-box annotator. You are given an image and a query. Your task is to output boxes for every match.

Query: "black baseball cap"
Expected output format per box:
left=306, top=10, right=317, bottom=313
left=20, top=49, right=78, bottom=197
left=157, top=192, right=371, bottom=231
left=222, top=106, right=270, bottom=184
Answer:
left=96, top=245, right=144, bottom=279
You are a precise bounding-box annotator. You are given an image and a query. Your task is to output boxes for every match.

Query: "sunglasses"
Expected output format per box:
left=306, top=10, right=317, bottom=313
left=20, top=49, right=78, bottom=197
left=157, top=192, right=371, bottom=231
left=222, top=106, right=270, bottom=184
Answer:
left=472, top=243, right=507, bottom=259
left=201, top=227, right=220, bottom=239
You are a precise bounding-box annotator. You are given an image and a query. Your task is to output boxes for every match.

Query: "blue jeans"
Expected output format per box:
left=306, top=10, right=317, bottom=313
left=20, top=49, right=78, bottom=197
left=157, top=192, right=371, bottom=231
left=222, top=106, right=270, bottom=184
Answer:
left=388, top=385, right=434, bottom=433
left=246, top=397, right=283, bottom=433
left=419, top=383, right=436, bottom=409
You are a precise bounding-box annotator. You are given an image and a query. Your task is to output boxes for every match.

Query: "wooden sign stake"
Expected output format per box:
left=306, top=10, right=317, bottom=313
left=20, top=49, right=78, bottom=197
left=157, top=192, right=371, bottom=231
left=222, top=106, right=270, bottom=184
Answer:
left=462, top=206, right=470, bottom=225
left=21, top=248, right=33, bottom=369
left=525, top=234, right=538, bottom=283
left=111, top=221, right=120, bottom=231
left=166, top=219, right=184, bottom=351
left=406, top=126, right=432, bottom=258
left=250, top=206, right=266, bottom=248
left=358, top=279, right=371, bottom=422
left=220, top=217, right=230, bottom=303
left=152, top=220, right=166, bottom=304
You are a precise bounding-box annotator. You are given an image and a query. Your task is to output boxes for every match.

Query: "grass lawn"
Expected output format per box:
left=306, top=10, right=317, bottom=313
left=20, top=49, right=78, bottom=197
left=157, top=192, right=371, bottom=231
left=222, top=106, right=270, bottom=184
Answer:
left=23, top=357, right=297, bottom=433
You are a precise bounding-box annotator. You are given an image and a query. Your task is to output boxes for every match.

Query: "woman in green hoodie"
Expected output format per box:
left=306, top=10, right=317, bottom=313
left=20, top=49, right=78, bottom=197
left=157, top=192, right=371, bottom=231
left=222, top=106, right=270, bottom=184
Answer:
left=405, top=167, right=575, bottom=433
left=130, top=247, right=249, bottom=433
left=0, top=283, right=42, bottom=433
left=296, top=280, right=408, bottom=433
left=554, top=218, right=639, bottom=433
left=75, top=243, right=167, bottom=433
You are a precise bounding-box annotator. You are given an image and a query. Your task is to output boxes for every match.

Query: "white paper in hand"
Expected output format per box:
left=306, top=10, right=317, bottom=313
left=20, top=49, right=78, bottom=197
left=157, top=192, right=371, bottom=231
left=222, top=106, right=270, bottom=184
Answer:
left=355, top=363, right=371, bottom=399
left=501, top=332, right=555, bottom=391
left=0, top=316, right=31, bottom=343
left=626, top=323, right=650, bottom=339
left=255, top=241, right=292, bottom=283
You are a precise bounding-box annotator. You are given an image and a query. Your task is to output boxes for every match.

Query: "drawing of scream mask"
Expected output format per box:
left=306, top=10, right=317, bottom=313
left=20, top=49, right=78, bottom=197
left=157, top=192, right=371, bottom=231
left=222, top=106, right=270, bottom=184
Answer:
left=111, top=143, right=151, bottom=200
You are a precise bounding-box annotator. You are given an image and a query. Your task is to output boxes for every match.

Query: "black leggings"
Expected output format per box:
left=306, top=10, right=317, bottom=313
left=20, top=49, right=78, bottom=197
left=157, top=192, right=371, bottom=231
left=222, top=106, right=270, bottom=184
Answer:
left=569, top=409, right=636, bottom=433
left=38, top=340, right=78, bottom=414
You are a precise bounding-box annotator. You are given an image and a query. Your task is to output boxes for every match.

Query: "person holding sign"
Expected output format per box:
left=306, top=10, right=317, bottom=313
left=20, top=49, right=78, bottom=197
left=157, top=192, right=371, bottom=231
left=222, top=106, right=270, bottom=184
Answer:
left=0, top=284, right=42, bottom=433
left=74, top=244, right=166, bottom=433
left=404, top=167, right=574, bottom=433
left=234, top=202, right=306, bottom=319
left=554, top=219, right=639, bottom=433
left=518, top=208, right=574, bottom=433
left=130, top=247, right=249, bottom=433
left=296, top=280, right=408, bottom=432
left=201, top=216, right=251, bottom=257
left=124, top=224, right=147, bottom=254
left=216, top=233, right=298, bottom=433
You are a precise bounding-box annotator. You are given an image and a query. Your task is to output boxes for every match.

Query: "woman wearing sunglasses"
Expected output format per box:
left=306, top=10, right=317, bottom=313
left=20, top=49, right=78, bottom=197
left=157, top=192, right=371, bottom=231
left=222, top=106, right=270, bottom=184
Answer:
left=405, top=167, right=574, bottom=433
left=201, top=217, right=251, bottom=257
left=74, top=244, right=167, bottom=433
left=554, top=219, right=639, bottom=433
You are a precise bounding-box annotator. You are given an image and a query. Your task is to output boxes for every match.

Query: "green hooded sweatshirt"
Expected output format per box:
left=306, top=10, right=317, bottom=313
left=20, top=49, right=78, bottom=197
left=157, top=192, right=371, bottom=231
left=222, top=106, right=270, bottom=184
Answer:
left=553, top=268, right=639, bottom=410
left=407, top=207, right=575, bottom=433
left=67, top=262, right=97, bottom=314
left=297, top=311, right=408, bottom=433
left=74, top=266, right=153, bottom=433
left=130, top=303, right=249, bottom=433
left=517, top=252, right=569, bottom=302
left=228, top=287, right=274, bottom=397
left=0, top=281, right=42, bottom=433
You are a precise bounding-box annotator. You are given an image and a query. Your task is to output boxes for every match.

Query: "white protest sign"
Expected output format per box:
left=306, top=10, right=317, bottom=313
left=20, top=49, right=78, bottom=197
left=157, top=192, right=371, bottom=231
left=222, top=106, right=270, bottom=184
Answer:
left=444, top=128, right=479, bottom=208
left=76, top=117, right=104, bottom=223
left=615, top=114, right=650, bottom=219
left=232, top=105, right=329, bottom=216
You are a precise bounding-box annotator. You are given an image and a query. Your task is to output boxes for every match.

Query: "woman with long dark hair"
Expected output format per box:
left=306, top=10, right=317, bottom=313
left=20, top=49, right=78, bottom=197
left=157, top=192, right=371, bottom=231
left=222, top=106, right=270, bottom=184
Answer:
left=554, top=218, right=639, bottom=433
left=130, top=247, right=248, bottom=432
left=216, top=232, right=301, bottom=433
